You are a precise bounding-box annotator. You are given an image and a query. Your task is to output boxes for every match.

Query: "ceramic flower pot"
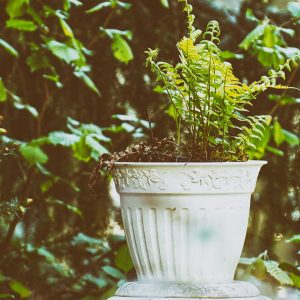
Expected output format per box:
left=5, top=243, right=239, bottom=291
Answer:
left=113, top=161, right=266, bottom=284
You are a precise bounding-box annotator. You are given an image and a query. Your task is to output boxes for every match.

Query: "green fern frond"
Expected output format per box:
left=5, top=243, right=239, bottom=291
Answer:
left=177, top=37, right=199, bottom=60
left=145, top=0, right=298, bottom=161
left=203, top=21, right=221, bottom=44
left=235, top=115, right=272, bottom=149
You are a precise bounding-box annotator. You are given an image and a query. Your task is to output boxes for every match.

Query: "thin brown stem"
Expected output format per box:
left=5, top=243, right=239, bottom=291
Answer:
left=37, top=81, right=50, bottom=137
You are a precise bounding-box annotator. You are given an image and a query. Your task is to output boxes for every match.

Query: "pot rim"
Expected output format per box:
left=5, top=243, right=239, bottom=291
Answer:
left=114, top=160, right=267, bottom=167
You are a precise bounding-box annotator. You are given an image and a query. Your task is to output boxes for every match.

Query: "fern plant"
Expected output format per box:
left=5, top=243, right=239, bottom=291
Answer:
left=146, top=0, right=300, bottom=161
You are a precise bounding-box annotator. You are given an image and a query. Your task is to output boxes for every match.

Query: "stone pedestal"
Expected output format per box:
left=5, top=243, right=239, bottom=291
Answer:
left=108, top=281, right=270, bottom=300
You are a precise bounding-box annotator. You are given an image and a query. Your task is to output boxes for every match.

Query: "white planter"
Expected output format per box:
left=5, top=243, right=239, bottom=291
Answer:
left=113, top=161, right=266, bottom=284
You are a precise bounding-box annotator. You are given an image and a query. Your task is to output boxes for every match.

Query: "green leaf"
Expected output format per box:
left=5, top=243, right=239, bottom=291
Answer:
left=46, top=40, right=79, bottom=64
left=64, top=0, right=82, bottom=10
left=6, top=0, right=29, bottom=18
left=282, top=129, right=299, bottom=146
left=26, top=53, right=50, bottom=72
left=269, top=94, right=300, bottom=105
left=36, top=247, right=56, bottom=262
left=286, top=234, right=300, bottom=243
left=160, top=0, right=169, bottom=8
left=85, top=136, right=109, bottom=156
left=115, top=244, right=134, bottom=273
left=0, top=294, right=15, bottom=299
left=82, top=274, right=107, bottom=289
left=87, top=1, right=131, bottom=13
left=19, top=144, right=48, bottom=165
left=115, top=1, right=132, bottom=9
left=43, top=74, right=63, bottom=88
left=12, top=95, right=38, bottom=118
left=263, top=25, right=276, bottom=48
left=264, top=261, right=294, bottom=285
left=47, top=199, right=82, bottom=217
left=74, top=70, right=100, bottom=95
left=102, top=266, right=126, bottom=280
left=0, top=78, right=7, bottom=102
left=239, top=21, right=268, bottom=50
left=6, top=19, right=37, bottom=31
left=72, top=137, right=91, bottom=162
left=111, top=35, right=133, bottom=64
left=245, top=8, right=259, bottom=22
left=290, top=273, right=300, bottom=288
left=273, top=120, right=285, bottom=146
left=101, top=287, right=117, bottom=299
left=9, top=281, right=32, bottom=298
left=72, top=233, right=104, bottom=246
left=48, top=131, right=80, bottom=146
left=253, top=258, right=268, bottom=280
left=220, top=51, right=244, bottom=60
left=0, top=38, right=18, bottom=57
left=101, top=28, right=132, bottom=40
left=86, top=2, right=111, bottom=13
left=266, top=145, right=284, bottom=156
left=288, top=2, right=300, bottom=18
left=59, top=19, right=74, bottom=38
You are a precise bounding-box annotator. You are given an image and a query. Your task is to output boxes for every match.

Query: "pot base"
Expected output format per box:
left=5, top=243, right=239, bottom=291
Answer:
left=108, top=281, right=270, bottom=299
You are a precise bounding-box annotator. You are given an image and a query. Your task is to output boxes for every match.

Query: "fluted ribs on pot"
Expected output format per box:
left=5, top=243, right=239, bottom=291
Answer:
left=113, top=162, right=266, bottom=284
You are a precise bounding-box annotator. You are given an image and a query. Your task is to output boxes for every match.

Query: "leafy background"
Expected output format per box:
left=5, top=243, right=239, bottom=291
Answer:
left=0, top=0, right=299, bottom=299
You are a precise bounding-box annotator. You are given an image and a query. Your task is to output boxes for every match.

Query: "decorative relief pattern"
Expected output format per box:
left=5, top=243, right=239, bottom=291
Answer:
left=114, top=168, right=160, bottom=190
left=180, top=169, right=254, bottom=190
left=113, top=166, right=258, bottom=192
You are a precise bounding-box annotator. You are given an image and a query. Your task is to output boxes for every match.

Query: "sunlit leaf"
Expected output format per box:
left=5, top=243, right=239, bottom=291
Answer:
left=288, top=2, right=300, bottom=18
left=6, top=0, right=29, bottom=18
left=239, top=21, right=268, bottom=50
left=100, top=28, right=132, bottom=40
left=87, top=0, right=131, bottom=13
left=102, top=266, right=126, bottom=280
left=266, top=145, right=284, bottom=156
left=282, top=129, right=299, bottom=146
left=46, top=40, right=79, bottom=64
left=9, top=281, right=32, bottom=298
left=48, top=131, right=80, bottom=146
left=286, top=234, right=300, bottom=243
left=220, top=50, right=244, bottom=60
left=273, top=119, right=285, bottom=146
left=245, top=8, right=259, bottom=22
left=111, top=35, right=133, bottom=64
left=0, top=294, right=15, bottom=299
left=74, top=70, right=100, bottom=95
left=0, top=78, right=7, bottom=102
left=264, top=261, right=294, bottom=285
left=71, top=233, right=105, bottom=246
left=82, top=274, right=107, bottom=289
left=6, top=19, right=37, bottom=31
left=59, top=19, right=74, bottom=38
left=19, top=144, right=48, bottom=165
left=0, top=38, right=18, bottom=57
left=72, top=137, right=91, bottom=162
left=86, top=1, right=111, bottom=13
left=12, top=95, right=38, bottom=118
left=160, top=0, right=169, bottom=8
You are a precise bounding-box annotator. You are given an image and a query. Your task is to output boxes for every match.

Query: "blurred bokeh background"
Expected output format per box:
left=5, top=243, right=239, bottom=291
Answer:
left=0, top=0, right=299, bottom=299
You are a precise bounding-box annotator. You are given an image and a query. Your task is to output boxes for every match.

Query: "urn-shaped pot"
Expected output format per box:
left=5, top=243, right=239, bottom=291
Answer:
left=113, top=161, right=266, bottom=284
